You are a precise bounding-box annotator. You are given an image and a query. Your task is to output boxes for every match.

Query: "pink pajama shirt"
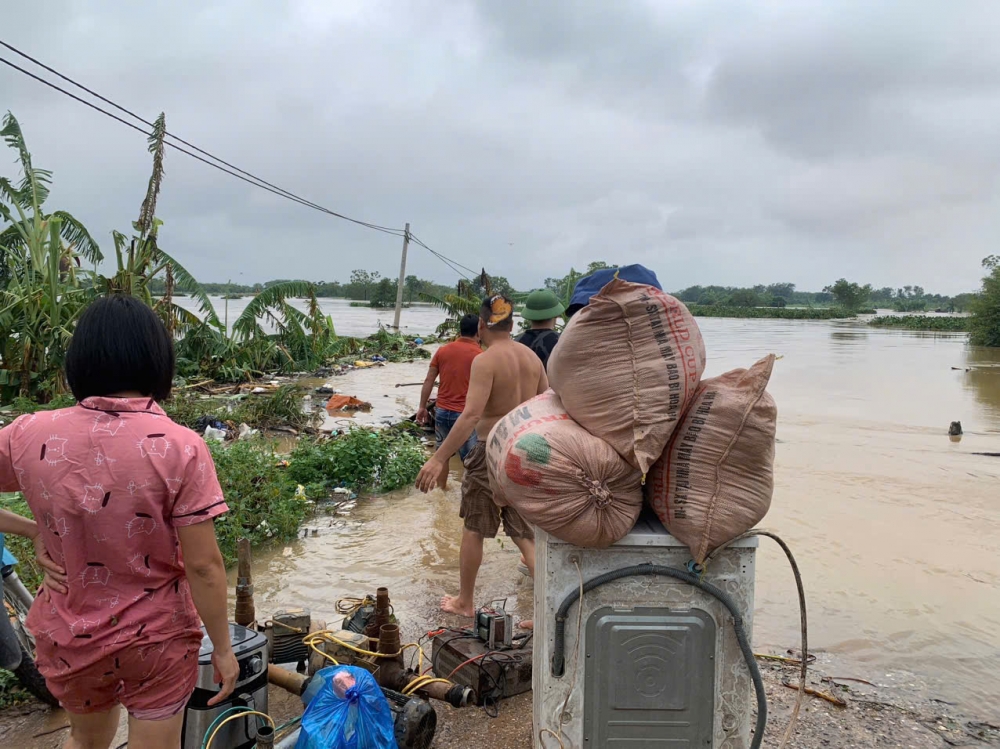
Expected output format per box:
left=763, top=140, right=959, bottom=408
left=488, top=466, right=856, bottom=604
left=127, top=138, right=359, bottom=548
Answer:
left=0, top=396, right=229, bottom=715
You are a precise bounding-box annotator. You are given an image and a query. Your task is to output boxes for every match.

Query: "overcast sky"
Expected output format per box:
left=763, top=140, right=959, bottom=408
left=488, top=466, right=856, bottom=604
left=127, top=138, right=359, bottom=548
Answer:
left=3, top=1, right=999, bottom=294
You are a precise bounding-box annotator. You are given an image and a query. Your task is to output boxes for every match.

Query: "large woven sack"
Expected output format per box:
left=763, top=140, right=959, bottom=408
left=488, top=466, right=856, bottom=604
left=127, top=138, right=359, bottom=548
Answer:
left=646, top=355, right=777, bottom=564
left=547, top=278, right=706, bottom=475
left=486, top=390, right=643, bottom=548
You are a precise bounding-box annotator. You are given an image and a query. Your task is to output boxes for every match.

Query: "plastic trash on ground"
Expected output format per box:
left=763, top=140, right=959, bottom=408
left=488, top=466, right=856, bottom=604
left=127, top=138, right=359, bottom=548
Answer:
left=238, top=423, right=259, bottom=440
left=204, top=425, right=227, bottom=442
left=297, top=665, right=398, bottom=749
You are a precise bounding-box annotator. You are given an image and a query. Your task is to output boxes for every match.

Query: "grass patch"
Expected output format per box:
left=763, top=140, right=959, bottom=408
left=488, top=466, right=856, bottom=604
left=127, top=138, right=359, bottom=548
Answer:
left=685, top=304, right=856, bottom=319
left=867, top=315, right=971, bottom=332
left=287, top=425, right=427, bottom=495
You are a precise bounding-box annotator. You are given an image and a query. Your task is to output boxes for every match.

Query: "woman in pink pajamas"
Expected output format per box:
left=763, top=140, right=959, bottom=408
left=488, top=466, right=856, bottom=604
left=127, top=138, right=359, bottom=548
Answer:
left=0, top=296, right=239, bottom=749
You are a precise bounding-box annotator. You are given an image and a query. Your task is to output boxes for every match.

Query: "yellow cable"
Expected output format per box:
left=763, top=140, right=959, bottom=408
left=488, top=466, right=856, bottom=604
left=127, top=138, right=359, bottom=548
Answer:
left=402, top=677, right=452, bottom=696
left=307, top=640, right=340, bottom=665
left=205, top=710, right=275, bottom=749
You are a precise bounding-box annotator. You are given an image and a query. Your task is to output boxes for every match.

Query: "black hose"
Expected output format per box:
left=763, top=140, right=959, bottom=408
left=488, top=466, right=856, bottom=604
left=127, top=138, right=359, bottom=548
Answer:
left=550, top=563, right=767, bottom=749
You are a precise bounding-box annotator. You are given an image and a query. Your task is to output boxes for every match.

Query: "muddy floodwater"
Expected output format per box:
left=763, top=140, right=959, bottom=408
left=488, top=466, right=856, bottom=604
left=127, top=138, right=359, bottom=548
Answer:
left=233, top=316, right=1000, bottom=723
left=178, top=295, right=449, bottom=337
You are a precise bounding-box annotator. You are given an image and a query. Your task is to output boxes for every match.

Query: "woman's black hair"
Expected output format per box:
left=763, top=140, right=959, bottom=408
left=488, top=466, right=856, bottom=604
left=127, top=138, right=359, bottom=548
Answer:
left=65, top=295, right=176, bottom=402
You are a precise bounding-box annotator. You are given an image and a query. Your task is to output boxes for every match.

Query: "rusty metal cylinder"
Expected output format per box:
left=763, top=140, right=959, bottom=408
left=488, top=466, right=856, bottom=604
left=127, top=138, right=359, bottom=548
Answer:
left=376, top=623, right=405, bottom=689
left=255, top=725, right=274, bottom=748
left=234, top=537, right=255, bottom=626
left=404, top=678, right=473, bottom=708
left=366, top=587, right=392, bottom=640
left=268, top=664, right=309, bottom=696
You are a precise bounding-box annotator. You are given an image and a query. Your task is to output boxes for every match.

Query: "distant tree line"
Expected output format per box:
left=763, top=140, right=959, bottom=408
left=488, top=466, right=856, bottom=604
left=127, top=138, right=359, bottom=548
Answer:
left=674, top=281, right=976, bottom=314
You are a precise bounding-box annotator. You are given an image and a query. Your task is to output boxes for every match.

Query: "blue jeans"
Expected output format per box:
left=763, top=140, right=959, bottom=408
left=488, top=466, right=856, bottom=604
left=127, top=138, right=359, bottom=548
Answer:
left=435, top=407, right=477, bottom=461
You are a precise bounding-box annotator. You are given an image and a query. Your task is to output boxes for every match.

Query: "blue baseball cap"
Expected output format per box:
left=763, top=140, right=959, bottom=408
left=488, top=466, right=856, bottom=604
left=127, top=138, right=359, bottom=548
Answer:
left=567, top=264, right=663, bottom=316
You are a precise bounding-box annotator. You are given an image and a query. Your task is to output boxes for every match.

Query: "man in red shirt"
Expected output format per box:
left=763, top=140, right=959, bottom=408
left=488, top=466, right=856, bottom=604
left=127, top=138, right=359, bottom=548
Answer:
left=417, top=314, right=482, bottom=489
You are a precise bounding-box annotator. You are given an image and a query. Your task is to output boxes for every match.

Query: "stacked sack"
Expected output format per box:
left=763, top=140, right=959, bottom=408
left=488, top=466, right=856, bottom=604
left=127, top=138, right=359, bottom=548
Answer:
left=645, top=355, right=778, bottom=564
left=487, top=275, right=708, bottom=548
left=485, top=390, right=642, bottom=548
left=488, top=269, right=779, bottom=561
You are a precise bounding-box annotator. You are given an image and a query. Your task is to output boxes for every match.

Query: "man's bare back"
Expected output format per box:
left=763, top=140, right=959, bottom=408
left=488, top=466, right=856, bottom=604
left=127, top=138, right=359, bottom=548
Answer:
left=473, top=338, right=548, bottom=439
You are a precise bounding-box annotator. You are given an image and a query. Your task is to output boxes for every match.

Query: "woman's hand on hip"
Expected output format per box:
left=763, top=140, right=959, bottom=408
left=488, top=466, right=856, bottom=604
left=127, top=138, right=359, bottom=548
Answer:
left=31, top=526, right=67, bottom=595
left=208, top=648, right=240, bottom=706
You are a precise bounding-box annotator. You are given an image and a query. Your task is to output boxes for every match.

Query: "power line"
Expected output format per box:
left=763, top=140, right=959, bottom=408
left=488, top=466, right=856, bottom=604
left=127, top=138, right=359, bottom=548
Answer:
left=1, top=41, right=488, bottom=280
left=0, top=43, right=405, bottom=237
left=409, top=233, right=479, bottom=277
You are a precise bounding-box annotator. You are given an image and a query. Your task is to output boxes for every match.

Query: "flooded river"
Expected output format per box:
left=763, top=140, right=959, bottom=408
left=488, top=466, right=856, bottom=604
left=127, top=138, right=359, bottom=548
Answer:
left=234, top=314, right=1000, bottom=720
left=178, top=295, right=448, bottom=337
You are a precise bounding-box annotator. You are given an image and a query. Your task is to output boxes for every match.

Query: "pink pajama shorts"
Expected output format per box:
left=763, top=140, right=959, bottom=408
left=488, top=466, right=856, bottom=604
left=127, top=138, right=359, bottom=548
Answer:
left=40, top=633, right=201, bottom=719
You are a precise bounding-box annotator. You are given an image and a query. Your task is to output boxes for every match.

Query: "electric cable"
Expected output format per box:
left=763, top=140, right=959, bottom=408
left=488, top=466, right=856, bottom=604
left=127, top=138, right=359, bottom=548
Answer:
left=704, top=530, right=809, bottom=749
left=409, top=234, right=478, bottom=277
left=0, top=45, right=405, bottom=237
left=2, top=42, right=501, bottom=301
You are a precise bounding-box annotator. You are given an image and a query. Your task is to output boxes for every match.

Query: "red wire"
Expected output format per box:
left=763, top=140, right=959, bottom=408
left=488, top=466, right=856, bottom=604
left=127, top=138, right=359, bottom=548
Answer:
left=447, top=653, right=488, bottom=679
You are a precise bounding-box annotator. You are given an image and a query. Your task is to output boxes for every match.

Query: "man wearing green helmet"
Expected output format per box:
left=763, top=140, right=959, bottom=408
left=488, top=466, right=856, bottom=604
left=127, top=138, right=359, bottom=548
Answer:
left=515, top=288, right=565, bottom=370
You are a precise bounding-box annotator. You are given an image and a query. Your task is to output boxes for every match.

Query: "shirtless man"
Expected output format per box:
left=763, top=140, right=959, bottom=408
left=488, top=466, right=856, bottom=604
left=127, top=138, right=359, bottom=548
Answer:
left=416, top=294, right=547, bottom=622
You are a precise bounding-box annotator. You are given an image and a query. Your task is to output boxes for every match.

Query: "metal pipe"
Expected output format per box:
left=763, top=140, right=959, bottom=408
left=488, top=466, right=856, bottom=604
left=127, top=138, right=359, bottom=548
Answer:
left=375, top=623, right=405, bottom=690
left=255, top=725, right=274, bottom=748
left=234, top=538, right=255, bottom=626
left=268, top=664, right=309, bottom=696
left=366, top=587, right=391, bottom=640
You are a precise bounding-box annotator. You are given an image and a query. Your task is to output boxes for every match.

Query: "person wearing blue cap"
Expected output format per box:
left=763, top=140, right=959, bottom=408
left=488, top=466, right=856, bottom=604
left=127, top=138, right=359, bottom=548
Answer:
left=566, top=264, right=662, bottom=317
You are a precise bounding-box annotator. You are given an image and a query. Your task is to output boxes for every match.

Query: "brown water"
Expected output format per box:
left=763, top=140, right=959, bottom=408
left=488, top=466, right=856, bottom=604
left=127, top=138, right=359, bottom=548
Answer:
left=178, top=296, right=449, bottom=337
left=236, top=318, right=1000, bottom=719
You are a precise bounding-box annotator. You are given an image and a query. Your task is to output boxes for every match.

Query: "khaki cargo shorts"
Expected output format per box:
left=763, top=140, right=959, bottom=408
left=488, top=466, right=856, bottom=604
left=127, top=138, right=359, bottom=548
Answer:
left=460, top=442, right=534, bottom=541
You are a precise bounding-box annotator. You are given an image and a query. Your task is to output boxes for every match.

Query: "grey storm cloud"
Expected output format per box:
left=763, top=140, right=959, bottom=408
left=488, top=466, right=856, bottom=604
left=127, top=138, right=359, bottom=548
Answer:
left=2, top=0, right=999, bottom=293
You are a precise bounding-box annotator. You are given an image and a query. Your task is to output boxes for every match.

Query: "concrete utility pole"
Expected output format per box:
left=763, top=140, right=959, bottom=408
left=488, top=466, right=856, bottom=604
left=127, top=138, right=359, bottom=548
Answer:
left=392, top=222, right=410, bottom=330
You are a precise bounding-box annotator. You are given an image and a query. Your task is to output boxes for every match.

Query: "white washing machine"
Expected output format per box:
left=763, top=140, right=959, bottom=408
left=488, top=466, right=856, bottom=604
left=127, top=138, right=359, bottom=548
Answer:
left=533, top=509, right=758, bottom=748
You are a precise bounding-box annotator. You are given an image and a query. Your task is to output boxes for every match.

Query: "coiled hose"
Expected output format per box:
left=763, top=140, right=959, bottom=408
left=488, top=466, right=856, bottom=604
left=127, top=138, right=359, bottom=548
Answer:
left=550, top=563, right=767, bottom=749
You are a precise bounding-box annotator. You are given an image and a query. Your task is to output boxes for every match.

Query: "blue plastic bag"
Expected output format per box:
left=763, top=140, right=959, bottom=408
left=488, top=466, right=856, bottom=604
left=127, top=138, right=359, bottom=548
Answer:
left=296, top=666, right=398, bottom=749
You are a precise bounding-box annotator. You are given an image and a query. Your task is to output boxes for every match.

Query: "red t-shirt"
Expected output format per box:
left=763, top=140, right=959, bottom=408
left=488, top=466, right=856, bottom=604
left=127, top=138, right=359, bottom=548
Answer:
left=430, top=338, right=482, bottom=412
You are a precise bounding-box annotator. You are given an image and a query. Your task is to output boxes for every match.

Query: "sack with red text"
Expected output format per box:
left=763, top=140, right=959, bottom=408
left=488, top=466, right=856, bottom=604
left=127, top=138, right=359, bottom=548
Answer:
left=646, top=355, right=777, bottom=564
left=547, top=278, right=706, bottom=475
left=486, top=390, right=642, bottom=548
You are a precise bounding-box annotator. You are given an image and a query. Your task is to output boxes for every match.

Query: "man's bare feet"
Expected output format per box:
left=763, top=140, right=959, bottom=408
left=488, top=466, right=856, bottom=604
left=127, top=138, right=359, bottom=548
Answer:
left=518, top=619, right=533, bottom=630
left=441, top=595, right=475, bottom=617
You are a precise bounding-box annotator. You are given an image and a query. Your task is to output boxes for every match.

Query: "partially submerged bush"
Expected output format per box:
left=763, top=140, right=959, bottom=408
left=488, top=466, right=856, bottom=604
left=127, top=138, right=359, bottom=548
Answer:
left=209, top=440, right=306, bottom=566
left=288, top=426, right=426, bottom=494
left=164, top=384, right=317, bottom=433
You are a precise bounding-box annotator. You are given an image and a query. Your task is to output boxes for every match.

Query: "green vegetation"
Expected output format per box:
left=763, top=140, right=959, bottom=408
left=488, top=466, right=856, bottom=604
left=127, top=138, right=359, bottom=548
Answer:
left=286, top=425, right=426, bottom=495
left=0, top=492, right=44, bottom=591
left=0, top=671, right=31, bottom=709
left=867, top=315, right=971, bottom=332
left=208, top=440, right=307, bottom=566
left=420, top=269, right=502, bottom=336
left=969, top=256, right=1000, bottom=347
left=686, top=305, right=852, bottom=320
left=164, top=385, right=319, bottom=433
left=822, top=279, right=873, bottom=313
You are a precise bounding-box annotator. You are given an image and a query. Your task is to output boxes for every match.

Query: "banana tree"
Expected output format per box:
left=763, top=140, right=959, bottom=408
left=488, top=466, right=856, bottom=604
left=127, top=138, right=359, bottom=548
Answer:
left=0, top=113, right=103, bottom=292
left=94, top=112, right=220, bottom=334
left=0, top=113, right=99, bottom=400
left=420, top=269, right=496, bottom=336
